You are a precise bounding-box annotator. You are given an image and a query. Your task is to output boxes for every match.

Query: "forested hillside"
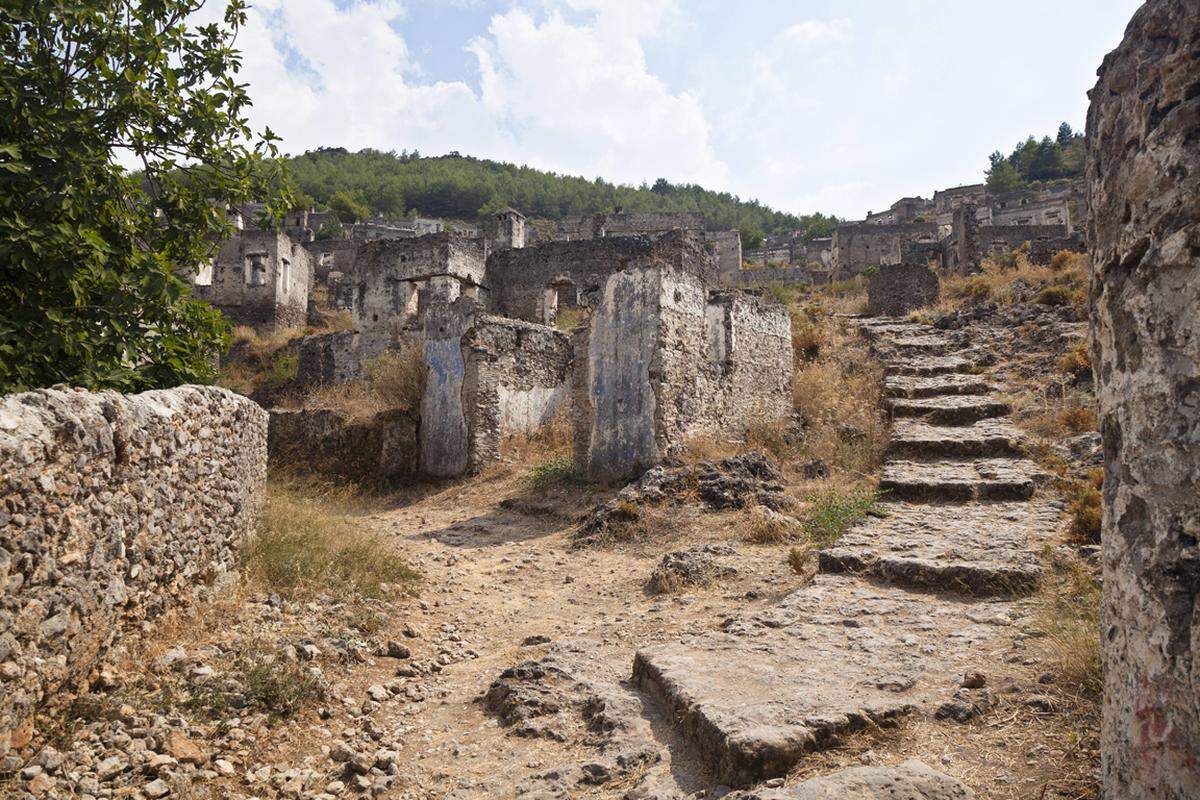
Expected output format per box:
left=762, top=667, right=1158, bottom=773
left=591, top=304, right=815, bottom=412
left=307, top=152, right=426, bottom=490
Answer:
left=985, top=122, right=1085, bottom=192
left=284, top=148, right=838, bottom=247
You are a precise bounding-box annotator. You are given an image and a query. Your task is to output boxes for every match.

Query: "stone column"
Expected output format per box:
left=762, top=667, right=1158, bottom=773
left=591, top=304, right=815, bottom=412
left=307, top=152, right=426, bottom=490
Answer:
left=1085, top=2, right=1200, bottom=798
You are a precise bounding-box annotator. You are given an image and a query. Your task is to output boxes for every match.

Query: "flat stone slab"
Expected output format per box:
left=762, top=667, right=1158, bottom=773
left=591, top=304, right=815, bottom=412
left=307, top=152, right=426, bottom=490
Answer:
left=888, top=419, right=1024, bottom=459
left=889, top=395, right=1010, bottom=425
left=818, top=501, right=1056, bottom=595
left=884, top=374, right=991, bottom=399
left=878, top=459, right=1042, bottom=502
left=886, top=355, right=977, bottom=376
left=729, top=760, right=974, bottom=799
left=632, top=575, right=1020, bottom=788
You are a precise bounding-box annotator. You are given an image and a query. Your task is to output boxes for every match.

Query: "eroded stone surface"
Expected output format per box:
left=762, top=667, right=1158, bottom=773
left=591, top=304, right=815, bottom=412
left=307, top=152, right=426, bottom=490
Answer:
left=632, top=575, right=1022, bottom=788
left=1086, top=2, right=1200, bottom=796
left=728, top=759, right=974, bottom=799
left=818, top=501, right=1057, bottom=595
left=884, top=374, right=991, bottom=399
left=889, top=419, right=1024, bottom=459
left=879, top=459, right=1041, bottom=502
left=886, top=355, right=977, bottom=376
left=889, top=395, right=1010, bottom=425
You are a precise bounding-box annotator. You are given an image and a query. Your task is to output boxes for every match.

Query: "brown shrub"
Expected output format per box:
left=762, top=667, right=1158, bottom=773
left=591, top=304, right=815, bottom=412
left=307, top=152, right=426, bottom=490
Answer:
left=1057, top=340, right=1092, bottom=378
left=1059, top=404, right=1098, bottom=434
left=1066, top=469, right=1103, bottom=543
left=1036, top=551, right=1102, bottom=702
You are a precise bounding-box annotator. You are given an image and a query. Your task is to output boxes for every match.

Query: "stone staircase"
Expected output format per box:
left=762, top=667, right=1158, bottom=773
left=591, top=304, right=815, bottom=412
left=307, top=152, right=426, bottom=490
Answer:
left=631, top=318, right=1055, bottom=795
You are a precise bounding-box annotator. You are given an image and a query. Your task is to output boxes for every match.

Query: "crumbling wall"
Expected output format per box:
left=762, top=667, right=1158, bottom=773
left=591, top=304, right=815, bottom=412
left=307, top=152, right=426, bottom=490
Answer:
left=0, top=386, right=266, bottom=755
left=705, top=229, right=743, bottom=284
left=419, top=297, right=476, bottom=477
left=831, top=222, right=939, bottom=279
left=462, top=317, right=574, bottom=470
left=867, top=263, right=940, bottom=316
left=268, top=407, right=417, bottom=487
left=574, top=266, right=793, bottom=482
left=736, top=267, right=814, bottom=287
left=572, top=266, right=664, bottom=483
left=194, top=230, right=311, bottom=331
left=486, top=231, right=720, bottom=324
left=1086, top=3, right=1200, bottom=797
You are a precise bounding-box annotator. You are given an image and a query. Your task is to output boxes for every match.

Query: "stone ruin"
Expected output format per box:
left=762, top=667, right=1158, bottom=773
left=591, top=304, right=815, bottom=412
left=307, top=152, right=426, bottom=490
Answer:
left=866, top=261, right=940, bottom=317
left=241, top=208, right=792, bottom=483
left=191, top=229, right=312, bottom=332
left=1086, top=2, right=1200, bottom=797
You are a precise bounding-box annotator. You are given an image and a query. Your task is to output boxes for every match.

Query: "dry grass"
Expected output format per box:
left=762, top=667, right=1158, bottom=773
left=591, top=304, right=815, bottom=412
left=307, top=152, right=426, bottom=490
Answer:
left=218, top=325, right=304, bottom=395
left=244, top=481, right=421, bottom=599
left=927, top=249, right=1089, bottom=316
left=790, top=312, right=889, bottom=479
left=503, top=406, right=574, bottom=464
left=299, top=344, right=426, bottom=423
left=742, top=506, right=799, bottom=544
left=1065, top=468, right=1103, bottom=543
left=1036, top=549, right=1103, bottom=702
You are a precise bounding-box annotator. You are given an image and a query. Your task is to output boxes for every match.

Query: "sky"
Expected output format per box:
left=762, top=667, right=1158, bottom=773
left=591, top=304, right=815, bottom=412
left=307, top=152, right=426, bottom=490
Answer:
left=211, top=0, right=1145, bottom=219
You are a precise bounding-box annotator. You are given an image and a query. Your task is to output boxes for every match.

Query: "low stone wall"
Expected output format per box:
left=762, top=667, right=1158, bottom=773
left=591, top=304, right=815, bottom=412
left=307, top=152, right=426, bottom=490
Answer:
left=0, top=386, right=267, bottom=755
left=867, top=263, right=940, bottom=316
left=268, top=408, right=418, bottom=487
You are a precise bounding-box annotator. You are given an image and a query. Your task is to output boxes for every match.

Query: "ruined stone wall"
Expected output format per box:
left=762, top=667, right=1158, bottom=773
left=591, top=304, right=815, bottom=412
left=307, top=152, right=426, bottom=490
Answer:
left=867, top=263, right=940, bottom=316
left=574, top=266, right=793, bottom=482
left=296, top=330, right=395, bottom=388
left=304, top=239, right=358, bottom=284
left=1086, top=3, right=1200, bottom=797
left=831, top=222, right=939, bottom=278
left=351, top=233, right=486, bottom=335
left=462, top=317, right=574, bottom=470
left=194, top=230, right=311, bottom=331
left=0, top=386, right=267, bottom=755
left=704, top=229, right=743, bottom=284
left=419, top=297, right=476, bottom=477
left=557, top=212, right=705, bottom=240
left=486, top=231, right=720, bottom=324
left=976, top=224, right=1069, bottom=258
left=267, top=407, right=417, bottom=487
left=735, top=267, right=814, bottom=287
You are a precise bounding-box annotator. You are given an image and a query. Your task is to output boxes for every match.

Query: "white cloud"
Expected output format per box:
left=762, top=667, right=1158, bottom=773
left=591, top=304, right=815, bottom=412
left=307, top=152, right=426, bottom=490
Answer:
left=177, top=0, right=725, bottom=190
left=779, top=19, right=850, bottom=45
left=469, top=5, right=726, bottom=186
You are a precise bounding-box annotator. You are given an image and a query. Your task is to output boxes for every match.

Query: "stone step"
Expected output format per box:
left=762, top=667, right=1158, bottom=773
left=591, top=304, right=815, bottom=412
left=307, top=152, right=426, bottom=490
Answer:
left=890, top=335, right=952, bottom=355
left=888, top=419, right=1024, bottom=459
left=878, top=458, right=1042, bottom=502
left=889, top=395, right=1010, bottom=425
left=724, top=760, right=973, bottom=800
left=886, top=355, right=977, bottom=376
left=817, top=501, right=1057, bottom=596
left=884, top=374, right=992, bottom=399
left=632, top=574, right=1022, bottom=788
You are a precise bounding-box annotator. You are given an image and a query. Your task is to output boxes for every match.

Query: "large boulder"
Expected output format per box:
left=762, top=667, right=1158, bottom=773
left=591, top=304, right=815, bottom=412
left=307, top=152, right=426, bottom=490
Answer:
left=1086, top=2, right=1200, bottom=797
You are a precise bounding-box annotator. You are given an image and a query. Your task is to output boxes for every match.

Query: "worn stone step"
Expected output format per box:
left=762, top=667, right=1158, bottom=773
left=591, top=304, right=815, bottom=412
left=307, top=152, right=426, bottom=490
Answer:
left=878, top=459, right=1041, bottom=502
left=884, top=374, right=992, bottom=399
left=818, top=501, right=1056, bottom=596
left=888, top=419, right=1024, bottom=459
left=886, top=355, right=977, bottom=376
left=725, top=760, right=973, bottom=800
left=889, top=395, right=1010, bottom=425
left=632, top=574, right=1022, bottom=788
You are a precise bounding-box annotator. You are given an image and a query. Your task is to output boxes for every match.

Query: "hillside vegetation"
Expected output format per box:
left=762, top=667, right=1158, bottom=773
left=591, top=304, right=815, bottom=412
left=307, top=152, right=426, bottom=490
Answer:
left=283, top=148, right=838, bottom=247
left=985, top=122, right=1085, bottom=192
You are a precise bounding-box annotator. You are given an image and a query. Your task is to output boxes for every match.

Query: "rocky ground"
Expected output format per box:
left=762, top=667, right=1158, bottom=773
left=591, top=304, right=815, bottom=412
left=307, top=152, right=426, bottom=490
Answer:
left=8, top=308, right=1101, bottom=800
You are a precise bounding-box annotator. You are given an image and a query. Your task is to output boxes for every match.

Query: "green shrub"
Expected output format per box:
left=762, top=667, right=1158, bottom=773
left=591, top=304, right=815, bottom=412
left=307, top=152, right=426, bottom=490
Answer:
left=801, top=487, right=880, bottom=546
left=527, top=455, right=577, bottom=490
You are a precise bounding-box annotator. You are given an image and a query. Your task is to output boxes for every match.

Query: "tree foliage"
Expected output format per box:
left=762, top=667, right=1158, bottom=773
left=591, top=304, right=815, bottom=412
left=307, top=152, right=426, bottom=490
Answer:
left=0, top=1, right=290, bottom=393
left=985, top=123, right=1085, bottom=192
left=283, top=148, right=837, bottom=241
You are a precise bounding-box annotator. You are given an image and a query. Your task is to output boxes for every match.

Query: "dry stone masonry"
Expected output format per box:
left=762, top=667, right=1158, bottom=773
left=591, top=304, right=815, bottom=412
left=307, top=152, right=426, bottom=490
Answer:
left=0, top=386, right=267, bottom=756
left=1086, top=2, right=1200, bottom=797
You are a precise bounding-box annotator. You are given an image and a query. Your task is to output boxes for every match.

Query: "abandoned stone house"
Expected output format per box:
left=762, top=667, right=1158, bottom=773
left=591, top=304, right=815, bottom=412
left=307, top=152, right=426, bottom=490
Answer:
left=291, top=225, right=791, bottom=482
left=191, top=229, right=312, bottom=331
left=545, top=211, right=743, bottom=283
